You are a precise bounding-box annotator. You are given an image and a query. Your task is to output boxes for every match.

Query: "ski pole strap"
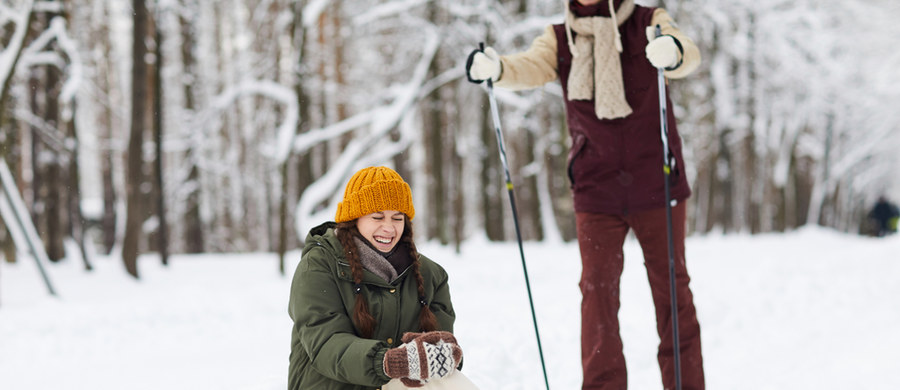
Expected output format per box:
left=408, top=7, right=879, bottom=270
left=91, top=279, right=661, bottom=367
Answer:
left=663, top=36, right=684, bottom=71
left=479, top=42, right=494, bottom=90
left=466, top=49, right=485, bottom=85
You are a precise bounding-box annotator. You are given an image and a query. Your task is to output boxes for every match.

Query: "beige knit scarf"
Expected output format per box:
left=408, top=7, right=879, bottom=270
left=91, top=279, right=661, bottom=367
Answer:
left=564, top=0, right=635, bottom=119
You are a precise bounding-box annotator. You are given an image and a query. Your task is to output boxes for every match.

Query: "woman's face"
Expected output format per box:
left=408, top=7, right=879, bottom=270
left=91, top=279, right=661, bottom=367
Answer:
left=356, top=210, right=405, bottom=252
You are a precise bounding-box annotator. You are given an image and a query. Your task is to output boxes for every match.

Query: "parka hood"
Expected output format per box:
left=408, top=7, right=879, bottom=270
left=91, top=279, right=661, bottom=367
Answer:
left=302, top=221, right=341, bottom=257
left=307, top=221, right=336, bottom=237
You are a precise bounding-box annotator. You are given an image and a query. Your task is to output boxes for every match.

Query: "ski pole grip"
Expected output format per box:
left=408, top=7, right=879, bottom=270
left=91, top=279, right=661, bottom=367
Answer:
left=478, top=42, right=493, bottom=89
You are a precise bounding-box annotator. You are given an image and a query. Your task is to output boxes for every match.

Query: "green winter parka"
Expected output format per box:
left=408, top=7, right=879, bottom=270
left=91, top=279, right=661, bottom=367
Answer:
left=288, top=222, right=456, bottom=390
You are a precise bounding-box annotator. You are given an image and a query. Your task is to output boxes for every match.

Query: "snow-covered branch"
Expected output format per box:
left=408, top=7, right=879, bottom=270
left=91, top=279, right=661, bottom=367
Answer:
left=202, top=80, right=299, bottom=163
left=301, top=0, right=330, bottom=28
left=353, top=0, right=429, bottom=26
left=0, top=0, right=35, bottom=100
left=295, top=29, right=440, bottom=235
left=290, top=110, right=374, bottom=155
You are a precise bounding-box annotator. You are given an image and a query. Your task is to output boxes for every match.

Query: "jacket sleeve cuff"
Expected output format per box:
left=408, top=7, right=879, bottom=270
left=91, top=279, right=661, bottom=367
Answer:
left=373, top=347, right=392, bottom=382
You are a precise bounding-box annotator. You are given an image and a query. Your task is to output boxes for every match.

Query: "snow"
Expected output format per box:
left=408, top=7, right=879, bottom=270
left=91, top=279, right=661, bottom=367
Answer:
left=1, top=226, right=898, bottom=390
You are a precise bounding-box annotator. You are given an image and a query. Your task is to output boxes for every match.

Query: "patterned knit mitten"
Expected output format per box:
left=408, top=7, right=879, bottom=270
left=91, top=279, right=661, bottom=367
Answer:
left=383, top=331, right=463, bottom=386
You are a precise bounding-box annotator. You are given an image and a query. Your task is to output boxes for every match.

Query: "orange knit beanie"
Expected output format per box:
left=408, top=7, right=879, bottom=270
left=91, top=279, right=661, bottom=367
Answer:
left=335, top=166, right=415, bottom=222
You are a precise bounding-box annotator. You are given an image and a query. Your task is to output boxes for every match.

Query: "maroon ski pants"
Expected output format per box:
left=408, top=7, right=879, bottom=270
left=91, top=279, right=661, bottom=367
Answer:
left=575, top=203, right=705, bottom=390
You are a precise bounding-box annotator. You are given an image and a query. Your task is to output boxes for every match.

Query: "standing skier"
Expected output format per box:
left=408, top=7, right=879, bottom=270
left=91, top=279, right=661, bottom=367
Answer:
left=288, top=166, right=477, bottom=390
left=465, top=1, right=705, bottom=389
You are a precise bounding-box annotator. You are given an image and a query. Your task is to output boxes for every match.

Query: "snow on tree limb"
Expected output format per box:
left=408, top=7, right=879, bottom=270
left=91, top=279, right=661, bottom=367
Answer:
left=353, top=0, right=429, bottom=26
left=1, top=6, right=81, bottom=123
left=0, top=0, right=35, bottom=105
left=301, top=0, right=330, bottom=28
left=17, top=17, right=83, bottom=121
left=202, top=80, right=299, bottom=163
left=291, top=110, right=375, bottom=156
left=51, top=18, right=83, bottom=115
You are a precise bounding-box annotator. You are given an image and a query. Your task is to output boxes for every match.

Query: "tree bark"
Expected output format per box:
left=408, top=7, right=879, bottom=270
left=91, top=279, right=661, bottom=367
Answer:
left=0, top=5, right=35, bottom=265
left=152, top=6, right=169, bottom=266
left=123, top=0, right=150, bottom=278
left=178, top=2, right=204, bottom=253
left=282, top=0, right=312, bottom=273
left=480, top=92, right=504, bottom=241
left=66, top=115, right=93, bottom=270
left=27, top=10, right=66, bottom=262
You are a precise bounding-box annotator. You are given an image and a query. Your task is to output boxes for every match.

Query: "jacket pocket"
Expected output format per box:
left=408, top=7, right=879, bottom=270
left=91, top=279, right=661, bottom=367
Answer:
left=567, top=133, right=587, bottom=188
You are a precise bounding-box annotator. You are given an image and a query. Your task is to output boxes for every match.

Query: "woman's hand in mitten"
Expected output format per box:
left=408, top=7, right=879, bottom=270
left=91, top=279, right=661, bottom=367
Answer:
left=383, top=331, right=463, bottom=385
left=645, top=35, right=681, bottom=69
left=466, top=46, right=501, bottom=84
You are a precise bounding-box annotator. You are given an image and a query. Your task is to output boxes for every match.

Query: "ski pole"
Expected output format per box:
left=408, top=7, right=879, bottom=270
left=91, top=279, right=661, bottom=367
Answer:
left=655, top=25, right=682, bottom=390
left=0, top=160, right=56, bottom=296
left=479, top=42, right=551, bottom=390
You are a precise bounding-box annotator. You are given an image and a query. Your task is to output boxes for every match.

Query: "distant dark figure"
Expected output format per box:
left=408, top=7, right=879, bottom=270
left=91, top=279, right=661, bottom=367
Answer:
left=869, top=196, right=900, bottom=237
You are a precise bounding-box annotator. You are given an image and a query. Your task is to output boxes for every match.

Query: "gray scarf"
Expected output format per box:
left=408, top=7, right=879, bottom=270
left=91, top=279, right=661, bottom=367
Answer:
left=354, top=237, right=400, bottom=283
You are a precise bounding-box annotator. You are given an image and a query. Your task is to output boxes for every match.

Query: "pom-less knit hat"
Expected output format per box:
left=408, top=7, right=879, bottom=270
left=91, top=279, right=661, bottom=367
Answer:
left=335, top=166, right=415, bottom=222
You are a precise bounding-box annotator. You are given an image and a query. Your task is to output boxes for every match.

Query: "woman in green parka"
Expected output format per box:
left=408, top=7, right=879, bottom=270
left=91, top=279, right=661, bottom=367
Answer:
left=288, top=166, right=472, bottom=390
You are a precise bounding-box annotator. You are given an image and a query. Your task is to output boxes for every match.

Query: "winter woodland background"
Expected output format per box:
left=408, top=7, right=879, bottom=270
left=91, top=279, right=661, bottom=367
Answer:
left=1, top=0, right=899, bottom=276
left=3, top=1, right=900, bottom=389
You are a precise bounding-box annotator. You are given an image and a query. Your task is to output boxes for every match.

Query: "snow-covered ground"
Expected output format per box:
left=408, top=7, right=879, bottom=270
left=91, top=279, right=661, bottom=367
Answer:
left=1, top=226, right=898, bottom=389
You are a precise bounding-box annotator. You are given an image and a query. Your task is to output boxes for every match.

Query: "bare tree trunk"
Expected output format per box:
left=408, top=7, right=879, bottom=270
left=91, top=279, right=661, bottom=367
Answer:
left=451, top=87, right=465, bottom=252
left=279, top=160, right=290, bottom=274
left=0, top=129, right=18, bottom=265
left=421, top=2, right=448, bottom=244
left=318, top=1, right=348, bottom=173
left=717, top=134, right=735, bottom=232
left=54, top=0, right=91, bottom=272
left=480, top=92, right=504, bottom=241
left=424, top=80, right=447, bottom=244
left=92, top=0, right=118, bottom=254
left=123, top=0, right=150, bottom=278
left=178, top=2, right=204, bottom=253
left=282, top=0, right=312, bottom=273
left=0, top=6, right=35, bottom=265
left=27, top=10, right=66, bottom=262
left=100, top=114, right=117, bottom=254
left=66, top=115, right=93, bottom=270
left=519, top=127, right=542, bottom=241
left=534, top=102, right=571, bottom=242
left=152, top=7, right=169, bottom=266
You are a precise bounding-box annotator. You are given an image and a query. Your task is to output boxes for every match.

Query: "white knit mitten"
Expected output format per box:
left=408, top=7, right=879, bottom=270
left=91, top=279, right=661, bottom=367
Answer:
left=645, top=35, right=680, bottom=69
left=466, top=47, right=501, bottom=82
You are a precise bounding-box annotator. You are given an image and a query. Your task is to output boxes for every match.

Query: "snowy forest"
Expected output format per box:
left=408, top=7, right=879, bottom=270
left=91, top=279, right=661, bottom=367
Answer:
left=1, top=0, right=899, bottom=277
